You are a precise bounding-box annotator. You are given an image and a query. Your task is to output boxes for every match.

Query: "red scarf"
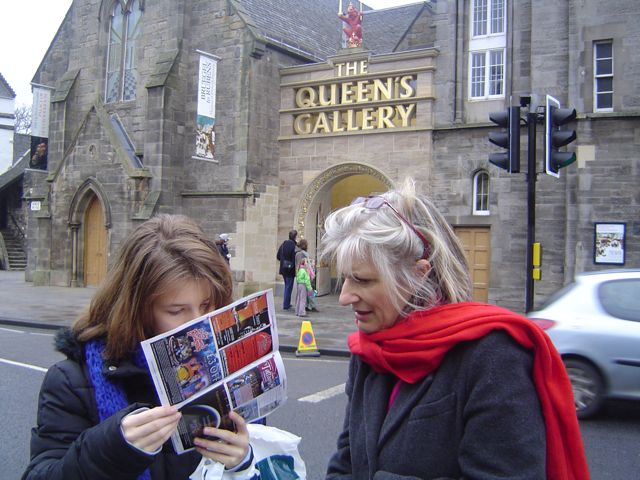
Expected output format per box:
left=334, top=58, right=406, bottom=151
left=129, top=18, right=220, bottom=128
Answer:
left=348, top=302, right=589, bottom=480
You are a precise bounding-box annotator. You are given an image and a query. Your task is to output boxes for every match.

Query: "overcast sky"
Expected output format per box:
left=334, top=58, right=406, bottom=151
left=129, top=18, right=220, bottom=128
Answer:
left=1, top=0, right=422, bottom=108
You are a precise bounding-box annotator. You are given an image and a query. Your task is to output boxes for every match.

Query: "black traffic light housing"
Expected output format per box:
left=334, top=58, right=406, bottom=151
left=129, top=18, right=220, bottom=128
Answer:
left=488, top=106, right=520, bottom=173
left=545, top=95, right=577, bottom=177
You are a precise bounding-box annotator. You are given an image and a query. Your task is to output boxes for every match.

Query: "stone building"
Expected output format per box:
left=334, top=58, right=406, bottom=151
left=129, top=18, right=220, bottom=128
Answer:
left=0, top=73, right=16, bottom=174
left=9, top=0, right=639, bottom=313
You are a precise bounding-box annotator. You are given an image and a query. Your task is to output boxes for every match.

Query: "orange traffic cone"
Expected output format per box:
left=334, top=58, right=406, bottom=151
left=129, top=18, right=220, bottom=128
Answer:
left=296, top=320, right=320, bottom=357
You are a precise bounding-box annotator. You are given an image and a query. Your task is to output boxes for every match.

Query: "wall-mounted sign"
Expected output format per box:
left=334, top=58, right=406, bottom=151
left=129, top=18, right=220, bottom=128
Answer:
left=594, top=222, right=625, bottom=265
left=291, top=59, right=417, bottom=135
left=30, top=201, right=42, bottom=211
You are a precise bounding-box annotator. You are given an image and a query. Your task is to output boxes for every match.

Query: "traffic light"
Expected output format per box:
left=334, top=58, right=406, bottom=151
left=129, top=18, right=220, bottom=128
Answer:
left=488, top=106, right=520, bottom=173
left=545, top=95, right=577, bottom=177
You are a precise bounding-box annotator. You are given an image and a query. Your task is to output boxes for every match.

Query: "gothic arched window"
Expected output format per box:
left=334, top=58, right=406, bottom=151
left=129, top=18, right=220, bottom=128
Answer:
left=473, top=170, right=490, bottom=215
left=105, top=0, right=142, bottom=103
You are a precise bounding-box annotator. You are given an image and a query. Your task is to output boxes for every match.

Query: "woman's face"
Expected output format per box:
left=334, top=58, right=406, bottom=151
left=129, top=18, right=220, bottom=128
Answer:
left=339, top=258, right=403, bottom=334
left=151, top=278, right=212, bottom=335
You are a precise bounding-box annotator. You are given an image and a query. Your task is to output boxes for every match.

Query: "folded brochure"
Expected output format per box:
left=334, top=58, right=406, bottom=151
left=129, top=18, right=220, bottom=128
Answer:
left=141, top=289, right=287, bottom=454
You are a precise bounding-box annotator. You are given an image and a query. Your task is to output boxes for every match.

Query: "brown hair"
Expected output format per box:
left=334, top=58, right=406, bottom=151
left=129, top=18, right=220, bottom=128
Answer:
left=73, top=214, right=233, bottom=360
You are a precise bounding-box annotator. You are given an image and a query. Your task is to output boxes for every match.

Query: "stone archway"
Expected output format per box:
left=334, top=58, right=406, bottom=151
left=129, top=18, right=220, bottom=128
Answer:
left=68, top=178, right=112, bottom=287
left=83, top=195, right=108, bottom=286
left=294, top=162, right=394, bottom=295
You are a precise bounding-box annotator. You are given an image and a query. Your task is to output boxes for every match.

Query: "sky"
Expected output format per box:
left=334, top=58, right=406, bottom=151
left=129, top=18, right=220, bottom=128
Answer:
left=0, top=0, right=420, bottom=108
left=1, top=1, right=73, bottom=108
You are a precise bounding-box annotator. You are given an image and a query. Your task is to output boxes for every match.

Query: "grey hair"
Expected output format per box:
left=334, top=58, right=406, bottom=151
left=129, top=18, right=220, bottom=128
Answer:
left=320, top=178, right=472, bottom=316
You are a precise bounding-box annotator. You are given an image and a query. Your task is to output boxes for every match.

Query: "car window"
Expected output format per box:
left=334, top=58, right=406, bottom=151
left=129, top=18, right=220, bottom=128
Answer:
left=598, top=279, right=640, bottom=322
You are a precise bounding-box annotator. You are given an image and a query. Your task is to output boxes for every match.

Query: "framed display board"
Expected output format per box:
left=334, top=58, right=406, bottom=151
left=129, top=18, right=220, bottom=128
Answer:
left=594, top=222, right=626, bottom=265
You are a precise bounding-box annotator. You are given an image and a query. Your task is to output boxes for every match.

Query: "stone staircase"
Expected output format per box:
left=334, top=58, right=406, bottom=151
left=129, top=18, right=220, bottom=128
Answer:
left=1, top=229, right=26, bottom=271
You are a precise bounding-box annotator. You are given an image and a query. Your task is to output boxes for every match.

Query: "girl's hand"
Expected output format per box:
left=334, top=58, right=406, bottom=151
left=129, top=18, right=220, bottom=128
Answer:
left=194, top=411, right=250, bottom=470
left=121, top=406, right=181, bottom=453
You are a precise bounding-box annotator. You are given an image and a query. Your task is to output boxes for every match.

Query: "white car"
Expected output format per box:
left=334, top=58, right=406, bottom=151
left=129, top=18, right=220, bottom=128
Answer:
left=528, top=269, right=640, bottom=418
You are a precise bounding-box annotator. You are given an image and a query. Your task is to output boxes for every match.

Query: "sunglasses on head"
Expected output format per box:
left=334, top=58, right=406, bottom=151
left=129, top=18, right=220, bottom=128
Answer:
left=350, top=196, right=430, bottom=260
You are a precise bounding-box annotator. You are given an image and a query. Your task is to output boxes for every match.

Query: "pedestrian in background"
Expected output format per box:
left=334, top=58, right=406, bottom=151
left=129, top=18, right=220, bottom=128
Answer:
left=276, top=229, right=297, bottom=311
left=295, top=258, right=313, bottom=317
left=23, top=214, right=253, bottom=480
left=216, top=233, right=232, bottom=264
left=295, top=239, right=317, bottom=312
left=322, top=179, right=589, bottom=479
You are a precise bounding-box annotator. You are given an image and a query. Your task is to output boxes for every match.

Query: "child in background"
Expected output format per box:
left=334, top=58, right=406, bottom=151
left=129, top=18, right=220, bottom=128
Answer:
left=295, top=258, right=313, bottom=317
left=304, top=258, right=318, bottom=312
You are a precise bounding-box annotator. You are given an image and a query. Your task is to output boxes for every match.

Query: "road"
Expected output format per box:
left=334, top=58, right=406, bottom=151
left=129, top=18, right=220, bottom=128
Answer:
left=2, top=325, right=639, bottom=479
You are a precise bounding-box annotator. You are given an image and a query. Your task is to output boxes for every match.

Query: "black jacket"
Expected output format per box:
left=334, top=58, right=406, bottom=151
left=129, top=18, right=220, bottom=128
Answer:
left=23, top=328, right=201, bottom=480
left=217, top=242, right=230, bottom=264
left=326, top=331, right=546, bottom=479
left=276, top=239, right=297, bottom=277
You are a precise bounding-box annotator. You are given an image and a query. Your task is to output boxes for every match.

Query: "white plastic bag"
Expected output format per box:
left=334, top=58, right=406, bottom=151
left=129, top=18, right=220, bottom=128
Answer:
left=190, top=424, right=306, bottom=480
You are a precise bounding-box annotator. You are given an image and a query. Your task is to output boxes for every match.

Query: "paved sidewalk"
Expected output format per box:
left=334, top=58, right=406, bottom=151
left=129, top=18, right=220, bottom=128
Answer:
left=0, top=271, right=355, bottom=355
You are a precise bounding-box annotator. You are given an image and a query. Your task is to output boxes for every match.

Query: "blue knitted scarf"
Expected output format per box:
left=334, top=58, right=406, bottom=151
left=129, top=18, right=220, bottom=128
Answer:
left=85, top=339, right=152, bottom=480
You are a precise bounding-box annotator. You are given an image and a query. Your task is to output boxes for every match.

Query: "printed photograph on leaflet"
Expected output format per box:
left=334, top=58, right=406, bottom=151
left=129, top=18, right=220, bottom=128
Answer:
left=141, top=289, right=288, bottom=453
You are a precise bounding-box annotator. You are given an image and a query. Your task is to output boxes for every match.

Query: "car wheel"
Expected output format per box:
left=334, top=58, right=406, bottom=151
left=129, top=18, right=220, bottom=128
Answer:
left=564, top=359, right=604, bottom=419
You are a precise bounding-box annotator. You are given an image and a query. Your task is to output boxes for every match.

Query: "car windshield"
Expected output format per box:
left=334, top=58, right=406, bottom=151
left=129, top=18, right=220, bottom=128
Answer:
left=598, top=279, right=640, bottom=321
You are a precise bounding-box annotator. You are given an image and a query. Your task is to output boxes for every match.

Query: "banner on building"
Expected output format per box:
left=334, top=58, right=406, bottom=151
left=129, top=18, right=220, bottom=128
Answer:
left=30, top=86, right=52, bottom=170
left=194, top=52, right=218, bottom=161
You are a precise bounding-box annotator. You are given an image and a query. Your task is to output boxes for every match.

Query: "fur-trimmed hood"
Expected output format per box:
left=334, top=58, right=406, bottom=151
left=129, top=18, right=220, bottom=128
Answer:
left=54, top=327, right=83, bottom=363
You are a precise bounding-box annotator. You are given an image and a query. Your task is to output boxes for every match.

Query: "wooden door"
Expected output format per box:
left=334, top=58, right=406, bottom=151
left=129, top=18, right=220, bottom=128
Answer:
left=455, top=227, right=491, bottom=303
left=84, top=197, right=107, bottom=286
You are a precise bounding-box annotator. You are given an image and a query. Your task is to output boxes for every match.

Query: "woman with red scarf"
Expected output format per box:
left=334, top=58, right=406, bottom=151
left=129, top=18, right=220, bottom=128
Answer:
left=322, top=179, right=589, bottom=479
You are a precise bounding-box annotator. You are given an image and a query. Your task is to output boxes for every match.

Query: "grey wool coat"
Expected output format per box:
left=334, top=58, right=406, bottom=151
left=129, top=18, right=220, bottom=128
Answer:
left=326, top=331, right=547, bottom=480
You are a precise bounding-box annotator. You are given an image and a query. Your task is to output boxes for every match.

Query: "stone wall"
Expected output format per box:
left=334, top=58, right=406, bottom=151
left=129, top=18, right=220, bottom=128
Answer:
left=19, top=0, right=639, bottom=305
left=25, top=0, right=285, bottom=286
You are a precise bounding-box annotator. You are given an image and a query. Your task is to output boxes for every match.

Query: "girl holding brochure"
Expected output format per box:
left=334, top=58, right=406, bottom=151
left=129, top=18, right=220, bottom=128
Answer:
left=23, top=214, right=253, bottom=480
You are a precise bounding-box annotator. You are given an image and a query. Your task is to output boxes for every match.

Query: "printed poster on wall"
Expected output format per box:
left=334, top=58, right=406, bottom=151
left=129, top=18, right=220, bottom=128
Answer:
left=194, top=52, right=218, bottom=161
left=30, top=86, right=52, bottom=170
left=594, top=222, right=625, bottom=265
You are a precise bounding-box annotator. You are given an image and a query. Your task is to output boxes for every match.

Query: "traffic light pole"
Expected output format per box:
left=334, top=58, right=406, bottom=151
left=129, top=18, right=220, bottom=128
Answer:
left=489, top=96, right=577, bottom=313
left=525, top=111, right=537, bottom=313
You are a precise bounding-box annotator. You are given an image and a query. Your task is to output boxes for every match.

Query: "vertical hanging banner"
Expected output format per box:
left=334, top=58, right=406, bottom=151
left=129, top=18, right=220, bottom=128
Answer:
left=195, top=52, right=219, bottom=161
left=30, top=86, right=52, bottom=170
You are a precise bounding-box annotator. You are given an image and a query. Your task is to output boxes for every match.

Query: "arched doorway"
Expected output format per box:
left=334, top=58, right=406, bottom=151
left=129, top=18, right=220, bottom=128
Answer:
left=84, top=195, right=107, bottom=286
left=295, top=163, right=394, bottom=295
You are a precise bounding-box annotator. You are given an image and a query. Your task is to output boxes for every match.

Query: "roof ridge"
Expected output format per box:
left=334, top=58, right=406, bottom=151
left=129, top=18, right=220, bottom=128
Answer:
left=0, top=72, right=17, bottom=98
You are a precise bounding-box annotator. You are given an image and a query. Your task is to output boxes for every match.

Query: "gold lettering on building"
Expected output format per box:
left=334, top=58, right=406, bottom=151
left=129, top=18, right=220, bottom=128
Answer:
left=334, top=60, right=368, bottom=77
left=292, top=74, right=417, bottom=135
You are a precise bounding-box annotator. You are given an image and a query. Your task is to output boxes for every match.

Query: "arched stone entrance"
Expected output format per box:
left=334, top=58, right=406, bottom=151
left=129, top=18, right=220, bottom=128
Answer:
left=294, top=162, right=394, bottom=295
left=68, top=178, right=112, bottom=287
left=84, top=196, right=107, bottom=286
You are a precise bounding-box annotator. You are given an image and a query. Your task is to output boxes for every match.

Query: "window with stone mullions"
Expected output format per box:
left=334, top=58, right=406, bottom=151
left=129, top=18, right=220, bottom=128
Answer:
left=594, top=41, right=613, bottom=112
left=105, top=0, right=141, bottom=103
left=470, top=49, right=504, bottom=99
left=471, top=53, right=486, bottom=98
left=472, top=0, right=505, bottom=38
left=469, top=0, right=506, bottom=100
left=489, top=50, right=504, bottom=96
